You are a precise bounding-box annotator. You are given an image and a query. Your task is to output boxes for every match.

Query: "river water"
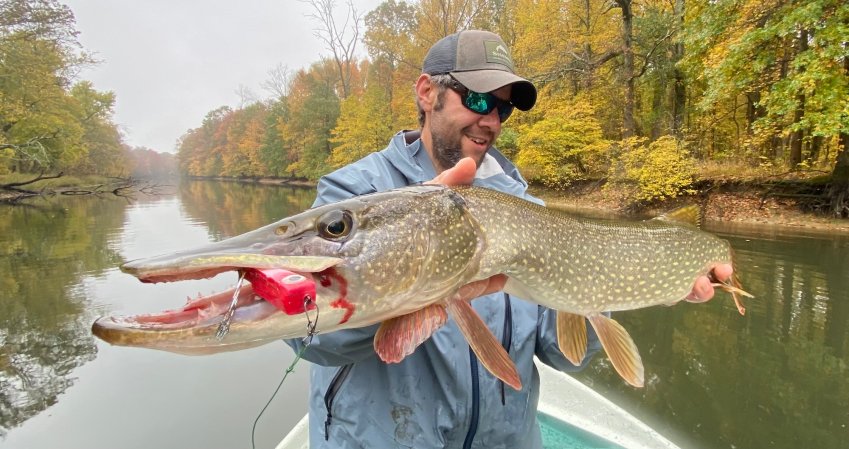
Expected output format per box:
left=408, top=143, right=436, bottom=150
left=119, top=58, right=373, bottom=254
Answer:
left=1, top=181, right=847, bottom=449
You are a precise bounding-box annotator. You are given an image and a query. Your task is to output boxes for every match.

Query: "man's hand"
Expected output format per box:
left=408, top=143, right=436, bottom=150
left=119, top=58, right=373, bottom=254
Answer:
left=425, top=157, right=477, bottom=186
left=686, top=263, right=734, bottom=303
left=424, top=157, right=733, bottom=304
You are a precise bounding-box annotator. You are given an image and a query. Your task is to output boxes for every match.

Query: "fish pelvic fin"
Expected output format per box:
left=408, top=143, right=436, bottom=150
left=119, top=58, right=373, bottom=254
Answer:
left=653, top=204, right=703, bottom=228
left=587, top=313, right=645, bottom=388
left=556, top=311, right=587, bottom=366
left=374, top=304, right=448, bottom=363
left=446, top=298, right=522, bottom=391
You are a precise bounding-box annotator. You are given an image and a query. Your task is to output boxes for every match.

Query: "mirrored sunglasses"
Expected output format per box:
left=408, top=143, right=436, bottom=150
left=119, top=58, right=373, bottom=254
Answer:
left=447, top=78, right=514, bottom=123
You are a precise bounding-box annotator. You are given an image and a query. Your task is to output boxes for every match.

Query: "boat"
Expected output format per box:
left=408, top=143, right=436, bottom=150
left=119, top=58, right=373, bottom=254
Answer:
left=276, top=359, right=680, bottom=449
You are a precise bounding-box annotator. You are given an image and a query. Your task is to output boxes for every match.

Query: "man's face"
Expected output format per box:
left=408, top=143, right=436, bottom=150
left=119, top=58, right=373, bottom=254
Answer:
left=427, top=81, right=512, bottom=171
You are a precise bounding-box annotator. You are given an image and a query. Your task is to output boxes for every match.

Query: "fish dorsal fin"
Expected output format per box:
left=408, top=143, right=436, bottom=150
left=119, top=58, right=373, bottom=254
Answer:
left=586, top=313, right=645, bottom=388
left=653, top=204, right=702, bottom=228
left=556, top=311, right=588, bottom=366
left=374, top=304, right=447, bottom=363
left=446, top=298, right=522, bottom=391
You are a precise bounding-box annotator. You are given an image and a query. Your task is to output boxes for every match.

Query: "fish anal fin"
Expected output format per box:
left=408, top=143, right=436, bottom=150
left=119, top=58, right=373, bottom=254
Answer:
left=556, top=311, right=587, bottom=366
left=374, top=304, right=447, bottom=363
left=446, top=299, right=522, bottom=391
left=653, top=204, right=702, bottom=228
left=587, top=313, right=645, bottom=388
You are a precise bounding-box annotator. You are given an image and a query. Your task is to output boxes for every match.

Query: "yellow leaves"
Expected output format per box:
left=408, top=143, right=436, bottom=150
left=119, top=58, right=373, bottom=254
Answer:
left=608, top=136, right=697, bottom=203
left=515, top=94, right=610, bottom=188
left=329, top=83, right=394, bottom=168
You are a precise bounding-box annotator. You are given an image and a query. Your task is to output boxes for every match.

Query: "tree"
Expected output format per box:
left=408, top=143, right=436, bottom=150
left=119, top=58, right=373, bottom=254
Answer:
left=329, top=67, right=394, bottom=167
left=282, top=62, right=341, bottom=180
left=516, top=93, right=610, bottom=187
left=302, top=0, right=362, bottom=99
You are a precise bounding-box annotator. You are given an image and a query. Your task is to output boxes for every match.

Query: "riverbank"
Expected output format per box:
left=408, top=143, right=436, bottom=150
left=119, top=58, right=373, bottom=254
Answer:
left=5, top=172, right=847, bottom=234
left=531, top=180, right=849, bottom=235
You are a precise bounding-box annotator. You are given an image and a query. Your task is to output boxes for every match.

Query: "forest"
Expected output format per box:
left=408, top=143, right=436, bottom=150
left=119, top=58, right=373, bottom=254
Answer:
left=0, top=0, right=174, bottom=180
left=176, top=0, right=849, bottom=215
left=2, top=0, right=847, bottom=214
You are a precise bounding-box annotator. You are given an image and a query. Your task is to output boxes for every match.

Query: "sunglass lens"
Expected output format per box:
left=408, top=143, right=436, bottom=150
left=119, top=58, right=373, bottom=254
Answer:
left=465, top=92, right=494, bottom=115
left=460, top=87, right=514, bottom=122
left=497, top=104, right=513, bottom=122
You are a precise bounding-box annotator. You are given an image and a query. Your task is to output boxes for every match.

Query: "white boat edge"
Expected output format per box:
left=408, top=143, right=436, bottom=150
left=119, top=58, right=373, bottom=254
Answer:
left=276, top=358, right=681, bottom=449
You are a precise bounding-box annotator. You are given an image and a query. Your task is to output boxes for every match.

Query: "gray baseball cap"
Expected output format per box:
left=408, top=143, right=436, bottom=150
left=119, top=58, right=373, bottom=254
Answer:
left=422, top=30, right=537, bottom=111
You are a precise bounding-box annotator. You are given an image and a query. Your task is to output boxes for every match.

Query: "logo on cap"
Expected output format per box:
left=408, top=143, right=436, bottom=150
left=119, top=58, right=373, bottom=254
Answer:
left=484, top=40, right=514, bottom=70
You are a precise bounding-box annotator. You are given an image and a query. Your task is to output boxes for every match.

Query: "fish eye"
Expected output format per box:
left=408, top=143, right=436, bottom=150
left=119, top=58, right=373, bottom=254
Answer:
left=317, top=210, right=354, bottom=241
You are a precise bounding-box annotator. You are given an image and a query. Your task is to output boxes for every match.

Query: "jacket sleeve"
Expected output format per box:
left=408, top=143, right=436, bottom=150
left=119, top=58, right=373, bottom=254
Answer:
left=283, top=168, right=382, bottom=366
left=534, top=307, right=605, bottom=372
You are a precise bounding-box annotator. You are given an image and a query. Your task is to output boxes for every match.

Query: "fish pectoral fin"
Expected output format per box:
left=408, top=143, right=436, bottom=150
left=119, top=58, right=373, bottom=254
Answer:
left=374, top=304, right=448, bottom=363
left=587, top=313, right=645, bottom=388
left=556, top=311, right=587, bottom=366
left=446, top=298, right=522, bottom=391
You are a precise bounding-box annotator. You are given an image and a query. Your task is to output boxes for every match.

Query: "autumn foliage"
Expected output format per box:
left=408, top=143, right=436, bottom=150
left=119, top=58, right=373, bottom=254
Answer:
left=172, top=0, right=848, bottom=208
left=6, top=0, right=846, bottom=206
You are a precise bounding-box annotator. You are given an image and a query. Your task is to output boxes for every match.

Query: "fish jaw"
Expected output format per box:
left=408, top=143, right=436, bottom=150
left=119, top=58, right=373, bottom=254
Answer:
left=94, top=185, right=488, bottom=355
left=119, top=213, right=345, bottom=283
left=91, top=272, right=354, bottom=354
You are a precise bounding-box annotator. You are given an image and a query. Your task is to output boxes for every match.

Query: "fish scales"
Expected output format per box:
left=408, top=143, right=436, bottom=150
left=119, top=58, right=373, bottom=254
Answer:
left=93, top=184, right=746, bottom=388
left=451, top=186, right=732, bottom=315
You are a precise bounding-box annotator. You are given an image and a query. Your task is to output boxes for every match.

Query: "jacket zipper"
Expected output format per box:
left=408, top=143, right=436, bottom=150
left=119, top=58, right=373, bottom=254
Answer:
left=323, top=364, right=353, bottom=440
left=500, top=293, right=513, bottom=405
left=462, top=347, right=480, bottom=449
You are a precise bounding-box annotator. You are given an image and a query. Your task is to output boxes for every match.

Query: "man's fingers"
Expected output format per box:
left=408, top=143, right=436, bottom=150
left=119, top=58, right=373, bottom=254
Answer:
left=711, top=263, right=733, bottom=283
left=455, top=274, right=508, bottom=302
left=686, top=264, right=734, bottom=303
left=686, top=276, right=715, bottom=302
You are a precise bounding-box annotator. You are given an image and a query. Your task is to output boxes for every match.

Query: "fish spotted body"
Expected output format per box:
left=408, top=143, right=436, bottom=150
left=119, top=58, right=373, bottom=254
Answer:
left=93, top=184, right=748, bottom=389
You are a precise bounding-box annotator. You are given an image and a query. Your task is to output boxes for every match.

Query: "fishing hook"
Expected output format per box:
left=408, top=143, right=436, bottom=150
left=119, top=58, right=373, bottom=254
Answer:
left=215, top=271, right=246, bottom=340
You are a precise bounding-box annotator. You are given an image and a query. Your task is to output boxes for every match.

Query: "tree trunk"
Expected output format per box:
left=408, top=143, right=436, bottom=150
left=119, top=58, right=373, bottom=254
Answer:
left=827, top=47, right=849, bottom=217
left=789, top=29, right=808, bottom=168
left=671, top=0, right=686, bottom=138
left=616, top=0, right=636, bottom=138
left=829, top=133, right=849, bottom=217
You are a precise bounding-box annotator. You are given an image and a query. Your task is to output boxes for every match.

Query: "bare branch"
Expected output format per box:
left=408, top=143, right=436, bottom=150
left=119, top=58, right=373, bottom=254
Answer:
left=300, top=0, right=361, bottom=98
left=261, top=63, right=292, bottom=99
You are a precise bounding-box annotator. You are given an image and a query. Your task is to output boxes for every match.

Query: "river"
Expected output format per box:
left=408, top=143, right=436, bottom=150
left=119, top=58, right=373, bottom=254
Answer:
left=1, top=180, right=847, bottom=449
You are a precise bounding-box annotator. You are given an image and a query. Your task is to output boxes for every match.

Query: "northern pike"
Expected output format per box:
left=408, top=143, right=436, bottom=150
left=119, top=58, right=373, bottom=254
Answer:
left=92, top=185, right=749, bottom=389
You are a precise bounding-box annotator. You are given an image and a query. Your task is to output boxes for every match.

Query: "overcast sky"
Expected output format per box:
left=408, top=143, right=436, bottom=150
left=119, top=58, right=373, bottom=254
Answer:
left=64, top=0, right=382, bottom=153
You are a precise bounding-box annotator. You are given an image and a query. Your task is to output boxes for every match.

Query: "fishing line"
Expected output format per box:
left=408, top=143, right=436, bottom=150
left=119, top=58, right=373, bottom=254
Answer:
left=251, top=296, right=319, bottom=449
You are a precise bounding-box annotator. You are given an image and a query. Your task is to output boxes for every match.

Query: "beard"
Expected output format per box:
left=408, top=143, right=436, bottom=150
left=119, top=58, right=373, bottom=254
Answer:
left=429, top=95, right=490, bottom=171
left=431, top=134, right=463, bottom=170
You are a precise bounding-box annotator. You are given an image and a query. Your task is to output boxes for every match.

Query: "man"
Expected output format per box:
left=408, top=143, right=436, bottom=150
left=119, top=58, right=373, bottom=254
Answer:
left=286, top=30, right=731, bottom=448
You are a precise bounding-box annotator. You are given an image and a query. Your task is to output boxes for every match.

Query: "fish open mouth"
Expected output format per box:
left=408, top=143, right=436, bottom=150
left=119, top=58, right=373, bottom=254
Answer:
left=92, top=254, right=342, bottom=336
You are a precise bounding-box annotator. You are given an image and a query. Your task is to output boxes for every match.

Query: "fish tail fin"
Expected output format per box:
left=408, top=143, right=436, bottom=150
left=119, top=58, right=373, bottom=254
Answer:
left=713, top=248, right=752, bottom=316
left=712, top=274, right=752, bottom=316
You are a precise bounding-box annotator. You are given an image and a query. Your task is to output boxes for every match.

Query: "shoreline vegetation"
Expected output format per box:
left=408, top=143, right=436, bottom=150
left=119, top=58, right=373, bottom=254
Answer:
left=4, top=1, right=848, bottom=221
left=186, top=171, right=849, bottom=235
left=5, top=172, right=848, bottom=236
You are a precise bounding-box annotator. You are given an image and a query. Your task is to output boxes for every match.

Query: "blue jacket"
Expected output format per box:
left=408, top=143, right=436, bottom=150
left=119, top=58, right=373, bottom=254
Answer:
left=285, top=131, right=602, bottom=448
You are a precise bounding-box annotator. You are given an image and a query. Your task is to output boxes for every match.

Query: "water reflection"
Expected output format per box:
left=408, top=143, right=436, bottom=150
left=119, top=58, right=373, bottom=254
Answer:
left=573, top=228, right=849, bottom=449
left=0, top=197, right=127, bottom=436
left=2, top=183, right=848, bottom=449
left=178, top=180, right=316, bottom=239
left=0, top=182, right=317, bottom=443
